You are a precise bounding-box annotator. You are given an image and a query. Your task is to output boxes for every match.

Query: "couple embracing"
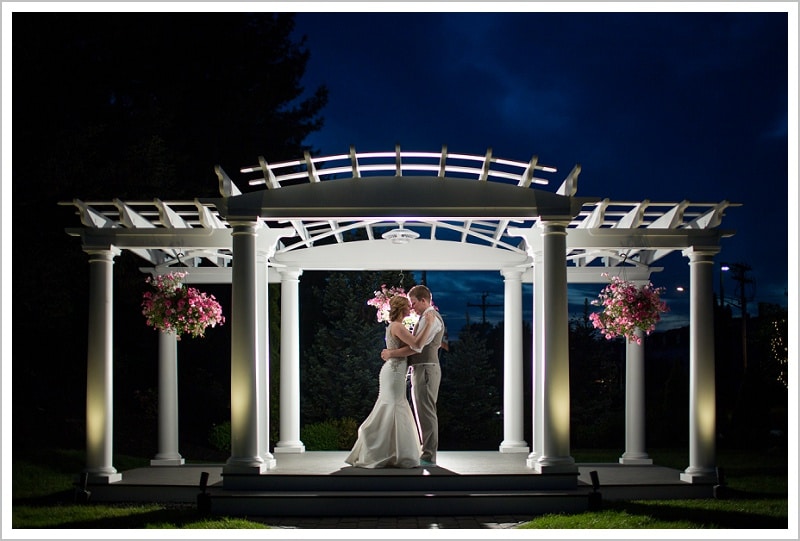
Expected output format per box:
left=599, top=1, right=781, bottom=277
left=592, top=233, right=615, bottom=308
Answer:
left=345, top=285, right=445, bottom=469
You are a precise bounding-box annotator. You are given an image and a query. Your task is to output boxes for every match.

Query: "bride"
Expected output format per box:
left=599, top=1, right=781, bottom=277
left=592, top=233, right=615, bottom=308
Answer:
left=345, top=295, right=433, bottom=468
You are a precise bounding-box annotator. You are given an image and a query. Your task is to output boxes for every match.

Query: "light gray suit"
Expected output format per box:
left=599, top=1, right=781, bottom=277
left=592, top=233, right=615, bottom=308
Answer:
left=408, top=308, right=445, bottom=463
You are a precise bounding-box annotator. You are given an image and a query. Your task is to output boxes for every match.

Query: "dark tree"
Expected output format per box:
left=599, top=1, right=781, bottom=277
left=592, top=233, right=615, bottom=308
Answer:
left=13, top=13, right=328, bottom=199
left=727, top=303, right=789, bottom=448
left=11, top=12, right=328, bottom=453
left=438, top=323, right=501, bottom=448
left=268, top=283, right=283, bottom=446
left=569, top=299, right=625, bottom=448
left=300, top=271, right=416, bottom=424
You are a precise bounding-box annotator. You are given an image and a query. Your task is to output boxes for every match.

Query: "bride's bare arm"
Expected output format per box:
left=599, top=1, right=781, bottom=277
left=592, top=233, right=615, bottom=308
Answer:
left=381, top=315, right=436, bottom=360
left=395, top=313, right=435, bottom=349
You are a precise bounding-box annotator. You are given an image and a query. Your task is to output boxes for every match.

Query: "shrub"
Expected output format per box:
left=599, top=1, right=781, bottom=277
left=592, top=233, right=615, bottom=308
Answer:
left=334, top=417, right=358, bottom=449
left=209, top=417, right=359, bottom=453
left=208, top=421, right=231, bottom=452
left=301, top=417, right=359, bottom=450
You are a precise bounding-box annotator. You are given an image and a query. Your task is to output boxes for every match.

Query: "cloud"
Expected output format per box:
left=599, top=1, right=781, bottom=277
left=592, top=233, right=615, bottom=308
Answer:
left=294, top=10, right=790, bottom=336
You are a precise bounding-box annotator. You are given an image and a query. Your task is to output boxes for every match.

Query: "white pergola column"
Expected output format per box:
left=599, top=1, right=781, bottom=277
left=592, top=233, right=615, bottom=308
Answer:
left=256, top=251, right=276, bottom=468
left=499, top=267, right=529, bottom=453
left=534, top=221, right=577, bottom=474
left=527, top=252, right=544, bottom=467
left=680, top=248, right=718, bottom=483
left=619, top=328, right=652, bottom=465
left=224, top=221, right=267, bottom=474
left=274, top=267, right=305, bottom=453
left=151, top=330, right=184, bottom=465
left=83, top=248, right=122, bottom=483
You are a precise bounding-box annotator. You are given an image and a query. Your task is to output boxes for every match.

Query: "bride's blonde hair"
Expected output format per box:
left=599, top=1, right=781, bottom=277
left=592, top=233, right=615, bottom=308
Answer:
left=388, top=295, right=410, bottom=322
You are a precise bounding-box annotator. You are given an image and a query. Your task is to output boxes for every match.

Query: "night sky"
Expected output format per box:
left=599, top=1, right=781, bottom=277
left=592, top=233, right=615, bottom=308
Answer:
left=2, top=8, right=793, bottom=328
left=3, top=5, right=791, bottom=335
left=287, top=8, right=793, bottom=332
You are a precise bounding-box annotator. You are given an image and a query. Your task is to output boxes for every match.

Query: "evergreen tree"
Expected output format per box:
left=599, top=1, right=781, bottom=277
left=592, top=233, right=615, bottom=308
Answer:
left=438, top=323, right=501, bottom=448
left=300, top=271, right=416, bottom=424
left=268, top=283, right=282, bottom=446
left=14, top=13, right=328, bottom=199
left=11, top=13, right=328, bottom=453
left=569, top=299, right=625, bottom=448
left=727, top=303, right=789, bottom=448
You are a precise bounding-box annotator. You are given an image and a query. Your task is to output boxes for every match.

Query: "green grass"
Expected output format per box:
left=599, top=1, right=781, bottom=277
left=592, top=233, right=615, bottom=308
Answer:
left=517, top=447, right=790, bottom=530
left=10, top=447, right=791, bottom=530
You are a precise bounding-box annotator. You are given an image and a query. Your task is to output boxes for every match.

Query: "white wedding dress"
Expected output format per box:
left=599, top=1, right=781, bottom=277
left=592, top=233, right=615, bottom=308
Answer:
left=345, top=326, right=421, bottom=468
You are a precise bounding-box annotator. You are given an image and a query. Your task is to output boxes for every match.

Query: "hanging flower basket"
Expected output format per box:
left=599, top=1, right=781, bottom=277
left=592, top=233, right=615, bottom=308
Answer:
left=141, top=271, right=225, bottom=340
left=367, top=284, right=419, bottom=331
left=589, top=273, right=668, bottom=345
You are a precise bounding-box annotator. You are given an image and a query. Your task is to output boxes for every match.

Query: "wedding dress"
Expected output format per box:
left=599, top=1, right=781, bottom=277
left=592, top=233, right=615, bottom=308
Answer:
left=345, top=326, right=421, bottom=468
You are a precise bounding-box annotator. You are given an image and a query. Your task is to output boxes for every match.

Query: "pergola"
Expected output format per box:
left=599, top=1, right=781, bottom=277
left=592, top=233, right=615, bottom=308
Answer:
left=62, top=145, right=738, bottom=487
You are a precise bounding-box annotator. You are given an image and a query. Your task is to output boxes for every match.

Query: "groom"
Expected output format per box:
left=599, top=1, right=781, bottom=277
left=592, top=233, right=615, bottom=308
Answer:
left=381, top=284, right=445, bottom=466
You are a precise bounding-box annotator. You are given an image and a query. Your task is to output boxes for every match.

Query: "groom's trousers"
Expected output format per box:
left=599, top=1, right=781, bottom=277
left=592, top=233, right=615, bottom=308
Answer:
left=410, top=363, right=441, bottom=463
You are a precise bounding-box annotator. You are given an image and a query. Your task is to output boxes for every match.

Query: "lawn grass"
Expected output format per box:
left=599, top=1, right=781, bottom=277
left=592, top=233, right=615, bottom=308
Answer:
left=517, top=447, right=790, bottom=530
left=10, top=446, right=791, bottom=530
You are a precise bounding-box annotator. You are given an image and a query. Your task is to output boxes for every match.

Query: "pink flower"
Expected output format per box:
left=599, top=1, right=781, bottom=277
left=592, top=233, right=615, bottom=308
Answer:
left=366, top=284, right=432, bottom=331
left=589, top=273, right=669, bottom=343
left=141, top=272, right=225, bottom=339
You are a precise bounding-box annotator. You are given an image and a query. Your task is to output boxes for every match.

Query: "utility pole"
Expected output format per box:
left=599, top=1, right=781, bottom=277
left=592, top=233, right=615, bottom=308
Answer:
left=728, top=263, right=754, bottom=372
left=467, top=291, right=502, bottom=325
left=719, top=262, right=730, bottom=308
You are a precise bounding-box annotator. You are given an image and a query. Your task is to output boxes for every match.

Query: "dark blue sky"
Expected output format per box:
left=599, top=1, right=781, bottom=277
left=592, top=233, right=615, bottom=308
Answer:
left=1, top=6, right=793, bottom=336
left=289, top=8, right=793, bottom=333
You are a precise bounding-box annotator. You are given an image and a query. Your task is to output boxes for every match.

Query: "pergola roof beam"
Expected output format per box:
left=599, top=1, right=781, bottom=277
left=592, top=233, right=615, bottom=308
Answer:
left=492, top=219, right=511, bottom=247
left=437, top=145, right=448, bottom=178
left=577, top=198, right=608, bottom=229
left=304, top=151, right=321, bottom=183
left=114, top=200, right=155, bottom=229
left=237, top=148, right=558, bottom=189
left=518, top=155, right=539, bottom=187
left=556, top=164, right=581, bottom=197
left=156, top=199, right=191, bottom=228
left=196, top=201, right=228, bottom=229
left=640, top=201, right=738, bottom=263
left=114, top=199, right=175, bottom=264
left=258, top=156, right=281, bottom=189
left=615, top=201, right=648, bottom=229
left=684, top=201, right=735, bottom=229
left=647, top=201, right=689, bottom=229
left=61, top=148, right=737, bottom=284
left=479, top=148, right=493, bottom=181
left=460, top=220, right=472, bottom=242
left=395, top=143, right=402, bottom=176
left=215, top=165, right=242, bottom=197
left=349, top=145, right=361, bottom=178
left=71, top=199, right=118, bottom=229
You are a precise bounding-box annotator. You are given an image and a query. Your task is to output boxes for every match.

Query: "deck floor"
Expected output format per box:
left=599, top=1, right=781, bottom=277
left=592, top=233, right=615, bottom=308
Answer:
left=111, top=450, right=703, bottom=490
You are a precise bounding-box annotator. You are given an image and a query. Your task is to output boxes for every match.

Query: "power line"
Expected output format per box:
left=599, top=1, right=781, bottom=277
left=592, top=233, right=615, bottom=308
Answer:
left=722, top=262, right=755, bottom=372
left=467, top=292, right=502, bottom=324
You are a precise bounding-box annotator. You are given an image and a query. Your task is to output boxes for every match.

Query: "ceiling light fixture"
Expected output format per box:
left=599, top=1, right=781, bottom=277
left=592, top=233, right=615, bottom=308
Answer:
left=382, top=222, right=420, bottom=244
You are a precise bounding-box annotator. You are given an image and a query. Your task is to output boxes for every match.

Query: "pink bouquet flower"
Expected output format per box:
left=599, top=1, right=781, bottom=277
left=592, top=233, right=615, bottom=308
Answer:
left=367, top=284, right=419, bottom=331
left=589, top=273, right=668, bottom=345
left=141, top=272, right=225, bottom=340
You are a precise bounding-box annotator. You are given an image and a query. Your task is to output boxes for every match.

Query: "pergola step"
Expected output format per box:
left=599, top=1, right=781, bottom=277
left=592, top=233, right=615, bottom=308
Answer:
left=220, top=473, right=579, bottom=492
left=205, top=489, right=592, bottom=517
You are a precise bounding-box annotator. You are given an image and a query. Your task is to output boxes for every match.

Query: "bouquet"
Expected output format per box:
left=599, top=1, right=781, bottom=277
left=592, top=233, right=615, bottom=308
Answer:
left=367, top=284, right=418, bottom=331
left=589, top=273, right=668, bottom=345
left=141, top=271, right=225, bottom=340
